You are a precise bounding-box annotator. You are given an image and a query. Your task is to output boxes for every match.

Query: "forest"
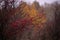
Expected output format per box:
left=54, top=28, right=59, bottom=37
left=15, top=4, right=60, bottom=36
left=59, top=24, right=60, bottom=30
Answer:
left=0, top=0, right=60, bottom=40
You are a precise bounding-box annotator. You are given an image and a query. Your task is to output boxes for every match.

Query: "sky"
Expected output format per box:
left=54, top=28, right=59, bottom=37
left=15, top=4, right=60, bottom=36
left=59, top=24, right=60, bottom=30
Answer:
left=15, top=0, right=59, bottom=7
left=24, top=0, right=59, bottom=5
left=25, top=0, right=59, bottom=5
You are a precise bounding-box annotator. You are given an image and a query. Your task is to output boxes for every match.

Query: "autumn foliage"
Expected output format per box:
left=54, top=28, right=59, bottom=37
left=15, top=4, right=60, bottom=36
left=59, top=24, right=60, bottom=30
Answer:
left=1, top=1, right=60, bottom=40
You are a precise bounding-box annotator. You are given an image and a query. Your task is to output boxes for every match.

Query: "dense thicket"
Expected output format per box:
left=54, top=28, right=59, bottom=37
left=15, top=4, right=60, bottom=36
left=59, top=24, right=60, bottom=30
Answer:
left=0, top=1, right=60, bottom=40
